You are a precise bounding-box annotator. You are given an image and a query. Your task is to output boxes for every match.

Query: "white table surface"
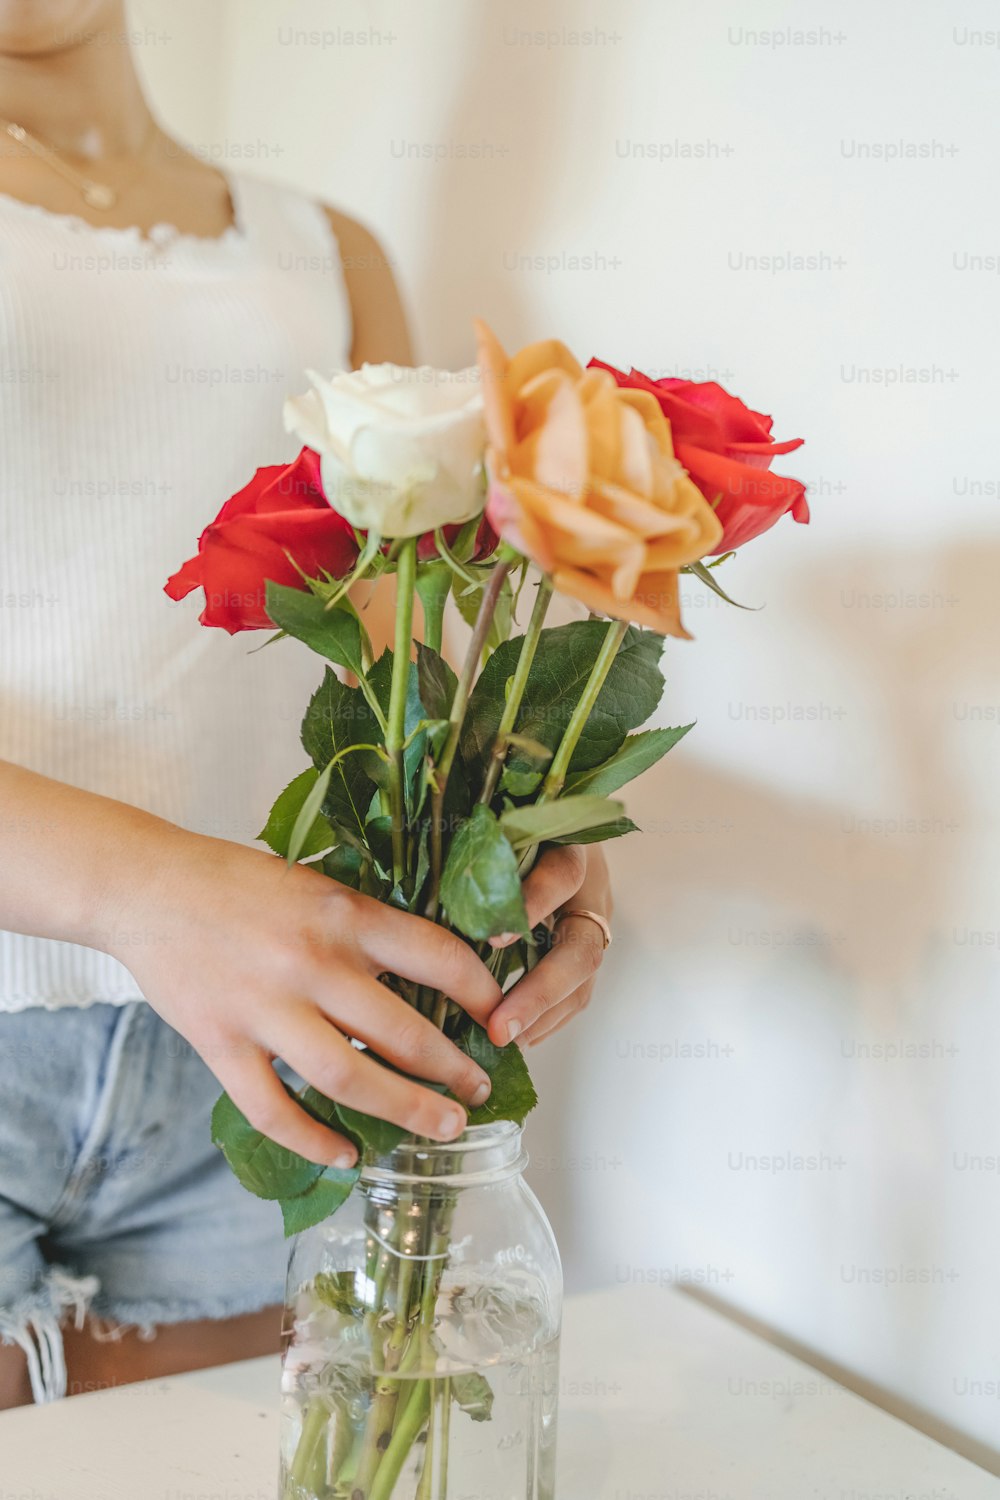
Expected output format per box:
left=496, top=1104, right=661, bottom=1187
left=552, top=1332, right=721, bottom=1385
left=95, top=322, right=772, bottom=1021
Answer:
left=1, top=1283, right=996, bottom=1499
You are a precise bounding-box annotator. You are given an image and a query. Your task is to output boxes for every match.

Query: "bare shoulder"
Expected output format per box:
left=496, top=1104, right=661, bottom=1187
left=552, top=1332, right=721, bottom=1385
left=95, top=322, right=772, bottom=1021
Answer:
left=322, top=207, right=388, bottom=269
left=322, top=206, right=413, bottom=366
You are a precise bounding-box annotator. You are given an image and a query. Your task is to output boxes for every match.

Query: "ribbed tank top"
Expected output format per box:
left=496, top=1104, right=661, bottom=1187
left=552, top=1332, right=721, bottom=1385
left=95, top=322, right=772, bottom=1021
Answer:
left=0, top=172, right=353, bottom=1009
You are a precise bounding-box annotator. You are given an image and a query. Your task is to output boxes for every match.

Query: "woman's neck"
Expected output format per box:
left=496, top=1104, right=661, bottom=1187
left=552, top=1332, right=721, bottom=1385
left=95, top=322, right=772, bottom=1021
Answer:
left=0, top=20, right=153, bottom=159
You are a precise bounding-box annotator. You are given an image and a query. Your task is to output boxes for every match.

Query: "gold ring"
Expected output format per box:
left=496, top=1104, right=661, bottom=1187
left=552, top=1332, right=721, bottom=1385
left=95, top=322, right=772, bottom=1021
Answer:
left=556, top=907, right=612, bottom=949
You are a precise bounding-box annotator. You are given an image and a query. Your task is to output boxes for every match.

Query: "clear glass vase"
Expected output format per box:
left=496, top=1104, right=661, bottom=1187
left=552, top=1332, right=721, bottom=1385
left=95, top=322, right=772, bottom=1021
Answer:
left=279, top=1120, right=562, bottom=1500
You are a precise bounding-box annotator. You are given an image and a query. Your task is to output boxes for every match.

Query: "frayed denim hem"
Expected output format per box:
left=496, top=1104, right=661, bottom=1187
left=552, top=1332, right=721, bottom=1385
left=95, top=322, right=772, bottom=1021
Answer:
left=86, top=1281, right=286, bottom=1341
left=0, top=1265, right=99, bottom=1402
left=0, top=1270, right=283, bottom=1402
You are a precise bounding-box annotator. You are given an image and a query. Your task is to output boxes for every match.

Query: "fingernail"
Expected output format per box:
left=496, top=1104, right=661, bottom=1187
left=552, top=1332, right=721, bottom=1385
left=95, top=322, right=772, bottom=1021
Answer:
left=439, top=1107, right=465, bottom=1140
left=470, top=1078, right=491, bottom=1108
left=489, top=931, right=518, bottom=949
left=504, top=1019, right=522, bottom=1044
left=332, top=1152, right=356, bottom=1171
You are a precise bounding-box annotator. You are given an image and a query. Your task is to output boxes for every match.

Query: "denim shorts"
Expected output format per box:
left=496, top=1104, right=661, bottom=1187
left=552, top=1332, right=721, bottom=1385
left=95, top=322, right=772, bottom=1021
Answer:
left=0, top=1000, right=286, bottom=1401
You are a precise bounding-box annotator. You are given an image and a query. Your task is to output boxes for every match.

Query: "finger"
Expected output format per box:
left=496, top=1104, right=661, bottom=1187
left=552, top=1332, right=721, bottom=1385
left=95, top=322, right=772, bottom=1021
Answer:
left=275, top=1006, right=469, bottom=1144
left=487, top=915, right=604, bottom=1046
left=352, top=899, right=502, bottom=1023
left=489, top=845, right=587, bottom=948
left=318, top=973, right=491, bottom=1108
left=520, top=986, right=593, bottom=1047
left=216, top=1048, right=359, bottom=1169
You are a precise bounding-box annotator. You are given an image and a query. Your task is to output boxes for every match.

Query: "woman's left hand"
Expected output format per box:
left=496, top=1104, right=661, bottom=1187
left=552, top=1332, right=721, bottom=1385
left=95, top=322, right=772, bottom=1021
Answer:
left=486, top=846, right=612, bottom=1049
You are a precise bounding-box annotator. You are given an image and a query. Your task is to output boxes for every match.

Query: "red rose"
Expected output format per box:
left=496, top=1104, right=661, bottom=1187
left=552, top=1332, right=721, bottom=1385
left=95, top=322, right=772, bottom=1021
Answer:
left=589, top=361, right=808, bottom=553
left=165, top=447, right=360, bottom=632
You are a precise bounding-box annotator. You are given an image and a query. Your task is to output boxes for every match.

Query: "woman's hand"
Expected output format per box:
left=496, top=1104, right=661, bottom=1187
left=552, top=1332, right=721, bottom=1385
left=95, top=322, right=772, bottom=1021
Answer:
left=486, top=846, right=612, bottom=1049
left=105, top=825, right=501, bottom=1170
left=0, top=763, right=605, bottom=1172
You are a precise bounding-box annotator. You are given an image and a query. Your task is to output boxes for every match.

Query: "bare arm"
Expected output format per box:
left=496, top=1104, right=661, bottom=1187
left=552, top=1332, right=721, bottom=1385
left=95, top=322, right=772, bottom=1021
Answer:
left=0, top=759, right=499, bottom=1164
left=325, top=207, right=413, bottom=369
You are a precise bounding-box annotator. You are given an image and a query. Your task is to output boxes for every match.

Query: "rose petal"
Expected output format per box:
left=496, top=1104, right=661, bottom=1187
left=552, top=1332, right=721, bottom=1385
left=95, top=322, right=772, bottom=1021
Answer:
left=552, top=564, right=689, bottom=639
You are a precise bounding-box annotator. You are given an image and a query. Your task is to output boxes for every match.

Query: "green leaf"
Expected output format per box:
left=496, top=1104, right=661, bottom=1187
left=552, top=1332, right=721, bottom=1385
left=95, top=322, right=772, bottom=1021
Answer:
left=419, top=718, right=451, bottom=758
left=435, top=526, right=480, bottom=586
left=564, top=726, right=693, bottom=798
left=443, top=752, right=471, bottom=827
left=552, top=817, right=638, bottom=845
left=298, top=1086, right=342, bottom=1128
left=265, top=581, right=367, bottom=675
left=211, top=1089, right=323, bottom=1201
left=416, top=643, right=458, bottom=721
left=684, top=559, right=759, bottom=611
left=303, top=1076, right=406, bottom=1168
left=499, top=766, right=542, bottom=797
left=412, top=834, right=432, bottom=912
left=335, top=1103, right=405, bottom=1159
left=453, top=1021, right=537, bottom=1125
left=213, top=1080, right=360, bottom=1230
left=301, top=669, right=383, bottom=841
left=415, top=563, right=452, bottom=653
left=500, top=795, right=624, bottom=848
left=448, top=517, right=484, bottom=564
left=258, top=768, right=336, bottom=860
left=462, top=622, right=664, bottom=782
left=312, top=1270, right=367, bottom=1317
left=412, top=730, right=445, bottom=820
left=364, top=813, right=395, bottom=877
left=453, top=568, right=513, bottom=655
left=440, top=805, right=529, bottom=941
left=287, top=760, right=336, bottom=864
left=451, top=1370, right=495, bottom=1422
left=504, top=733, right=551, bottom=764
left=280, top=1168, right=359, bottom=1237
left=322, top=844, right=365, bottom=889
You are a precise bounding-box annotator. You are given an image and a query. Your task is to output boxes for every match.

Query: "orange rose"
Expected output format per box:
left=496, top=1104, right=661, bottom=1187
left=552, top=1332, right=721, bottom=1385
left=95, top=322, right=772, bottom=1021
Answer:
left=474, top=321, right=723, bottom=638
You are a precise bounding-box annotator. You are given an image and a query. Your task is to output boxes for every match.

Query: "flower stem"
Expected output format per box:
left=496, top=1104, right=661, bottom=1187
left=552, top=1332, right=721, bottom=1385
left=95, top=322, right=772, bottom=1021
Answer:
left=287, top=1395, right=330, bottom=1491
left=327, top=1397, right=352, bottom=1487
left=436, top=1377, right=451, bottom=1500
left=415, top=1383, right=436, bottom=1500
left=387, top=538, right=417, bottom=889
left=352, top=1216, right=418, bottom=1497
left=478, top=577, right=553, bottom=807
left=424, top=557, right=513, bottom=922
left=367, top=1379, right=431, bottom=1500
left=540, top=617, right=628, bottom=800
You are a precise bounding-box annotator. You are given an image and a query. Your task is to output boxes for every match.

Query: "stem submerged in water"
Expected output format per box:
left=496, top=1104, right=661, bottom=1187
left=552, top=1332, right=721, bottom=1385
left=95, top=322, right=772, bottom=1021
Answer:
left=295, top=562, right=560, bottom=1499
left=287, top=1395, right=330, bottom=1494
left=367, top=1378, right=430, bottom=1500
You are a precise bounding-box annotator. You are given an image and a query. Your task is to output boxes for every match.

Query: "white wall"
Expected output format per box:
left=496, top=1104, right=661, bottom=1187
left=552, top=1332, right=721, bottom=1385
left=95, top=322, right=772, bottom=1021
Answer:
left=131, top=0, right=1000, bottom=1467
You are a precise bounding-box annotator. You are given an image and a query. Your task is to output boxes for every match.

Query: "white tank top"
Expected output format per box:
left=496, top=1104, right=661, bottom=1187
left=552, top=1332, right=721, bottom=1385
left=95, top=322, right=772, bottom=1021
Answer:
left=0, top=172, right=353, bottom=1010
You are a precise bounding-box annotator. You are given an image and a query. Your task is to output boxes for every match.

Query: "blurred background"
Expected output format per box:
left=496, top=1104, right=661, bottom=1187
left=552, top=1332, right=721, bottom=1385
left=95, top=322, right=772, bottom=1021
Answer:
left=131, top=0, right=1000, bottom=1468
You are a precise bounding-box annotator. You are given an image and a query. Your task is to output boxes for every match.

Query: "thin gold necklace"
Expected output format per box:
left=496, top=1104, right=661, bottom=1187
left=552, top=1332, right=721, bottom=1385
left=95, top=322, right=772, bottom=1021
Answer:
left=0, top=116, right=157, bottom=210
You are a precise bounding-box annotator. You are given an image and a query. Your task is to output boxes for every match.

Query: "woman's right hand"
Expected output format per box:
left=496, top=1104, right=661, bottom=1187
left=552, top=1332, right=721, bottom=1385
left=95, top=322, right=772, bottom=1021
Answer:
left=103, top=824, right=501, bottom=1169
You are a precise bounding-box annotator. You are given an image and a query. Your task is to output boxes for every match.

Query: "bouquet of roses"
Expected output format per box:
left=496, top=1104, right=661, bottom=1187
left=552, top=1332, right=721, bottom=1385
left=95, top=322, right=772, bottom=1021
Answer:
left=167, top=322, right=805, bottom=1500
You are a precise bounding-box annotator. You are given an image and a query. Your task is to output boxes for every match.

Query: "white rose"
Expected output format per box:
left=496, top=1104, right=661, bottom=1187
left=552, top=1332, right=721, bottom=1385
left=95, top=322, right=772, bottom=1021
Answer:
left=283, top=363, right=486, bottom=539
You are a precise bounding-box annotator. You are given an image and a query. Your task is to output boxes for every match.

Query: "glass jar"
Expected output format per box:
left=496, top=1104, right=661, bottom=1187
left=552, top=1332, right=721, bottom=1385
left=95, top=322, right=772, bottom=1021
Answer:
left=279, top=1121, right=562, bottom=1500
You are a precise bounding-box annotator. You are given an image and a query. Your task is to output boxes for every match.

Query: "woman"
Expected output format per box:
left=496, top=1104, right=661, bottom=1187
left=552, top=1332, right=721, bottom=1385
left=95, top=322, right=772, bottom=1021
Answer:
left=0, top=0, right=611, bottom=1406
